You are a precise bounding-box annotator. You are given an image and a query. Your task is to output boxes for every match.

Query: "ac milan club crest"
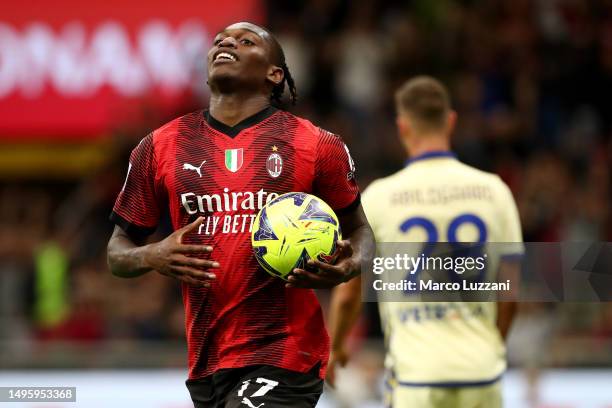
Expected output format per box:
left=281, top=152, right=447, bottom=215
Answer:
left=266, top=152, right=283, bottom=178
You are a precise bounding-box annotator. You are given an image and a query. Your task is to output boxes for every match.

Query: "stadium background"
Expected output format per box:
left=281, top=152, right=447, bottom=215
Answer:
left=1, top=0, right=611, bottom=406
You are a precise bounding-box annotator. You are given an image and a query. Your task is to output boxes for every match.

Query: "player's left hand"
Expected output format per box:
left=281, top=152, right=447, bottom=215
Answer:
left=286, top=240, right=358, bottom=289
left=325, top=346, right=349, bottom=388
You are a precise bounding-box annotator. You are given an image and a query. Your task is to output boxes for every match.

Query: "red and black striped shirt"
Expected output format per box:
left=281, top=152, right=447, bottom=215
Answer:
left=111, top=106, right=360, bottom=380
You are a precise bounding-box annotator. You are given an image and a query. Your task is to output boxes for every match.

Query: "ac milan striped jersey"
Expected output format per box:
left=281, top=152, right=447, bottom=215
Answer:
left=110, top=106, right=360, bottom=380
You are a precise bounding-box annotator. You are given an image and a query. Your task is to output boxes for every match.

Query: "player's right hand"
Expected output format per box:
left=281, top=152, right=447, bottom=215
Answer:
left=144, top=216, right=218, bottom=287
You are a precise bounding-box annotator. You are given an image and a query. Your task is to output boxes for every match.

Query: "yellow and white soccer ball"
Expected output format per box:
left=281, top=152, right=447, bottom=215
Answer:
left=251, top=192, right=341, bottom=280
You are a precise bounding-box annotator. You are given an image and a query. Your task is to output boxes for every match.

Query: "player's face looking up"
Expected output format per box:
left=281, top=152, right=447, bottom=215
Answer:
left=207, top=22, right=284, bottom=97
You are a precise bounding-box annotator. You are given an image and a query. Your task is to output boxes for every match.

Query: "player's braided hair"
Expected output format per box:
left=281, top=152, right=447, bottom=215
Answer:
left=269, top=36, right=297, bottom=106
left=271, top=62, right=297, bottom=106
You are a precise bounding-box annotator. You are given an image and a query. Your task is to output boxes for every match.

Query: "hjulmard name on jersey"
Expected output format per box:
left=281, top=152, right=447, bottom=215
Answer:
left=373, top=279, right=511, bottom=292
left=180, top=188, right=277, bottom=235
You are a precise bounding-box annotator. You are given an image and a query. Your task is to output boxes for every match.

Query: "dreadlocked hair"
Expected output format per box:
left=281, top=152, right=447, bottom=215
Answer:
left=271, top=62, right=297, bottom=106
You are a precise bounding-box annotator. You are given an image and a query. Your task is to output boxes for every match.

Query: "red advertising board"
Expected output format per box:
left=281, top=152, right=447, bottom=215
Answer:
left=0, top=0, right=263, bottom=140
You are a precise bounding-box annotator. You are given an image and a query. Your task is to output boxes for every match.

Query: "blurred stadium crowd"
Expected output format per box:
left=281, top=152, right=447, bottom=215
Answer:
left=1, top=0, right=612, bottom=404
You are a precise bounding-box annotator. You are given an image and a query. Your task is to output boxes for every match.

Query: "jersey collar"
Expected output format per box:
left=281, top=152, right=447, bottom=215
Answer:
left=405, top=150, right=457, bottom=166
left=203, top=106, right=278, bottom=138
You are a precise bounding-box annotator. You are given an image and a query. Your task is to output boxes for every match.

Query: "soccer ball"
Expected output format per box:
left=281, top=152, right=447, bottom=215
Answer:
left=251, top=192, right=341, bottom=280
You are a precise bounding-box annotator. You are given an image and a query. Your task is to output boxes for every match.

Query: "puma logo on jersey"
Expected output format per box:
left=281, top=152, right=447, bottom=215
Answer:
left=182, top=160, right=206, bottom=177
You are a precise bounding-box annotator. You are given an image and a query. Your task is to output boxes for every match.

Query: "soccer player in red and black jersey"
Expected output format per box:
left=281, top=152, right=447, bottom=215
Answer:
left=107, top=22, right=374, bottom=407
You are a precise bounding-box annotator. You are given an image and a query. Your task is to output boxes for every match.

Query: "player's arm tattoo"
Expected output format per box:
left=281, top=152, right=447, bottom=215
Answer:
left=107, top=225, right=156, bottom=278
left=107, top=219, right=218, bottom=286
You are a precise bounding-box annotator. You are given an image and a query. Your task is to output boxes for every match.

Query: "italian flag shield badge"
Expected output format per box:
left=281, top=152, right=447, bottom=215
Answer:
left=225, top=148, right=244, bottom=172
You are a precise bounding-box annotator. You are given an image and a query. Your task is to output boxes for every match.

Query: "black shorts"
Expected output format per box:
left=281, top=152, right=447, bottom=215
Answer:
left=186, top=364, right=324, bottom=408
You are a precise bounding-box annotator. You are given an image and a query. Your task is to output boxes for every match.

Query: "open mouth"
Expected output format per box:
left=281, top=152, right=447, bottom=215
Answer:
left=214, top=52, right=237, bottom=62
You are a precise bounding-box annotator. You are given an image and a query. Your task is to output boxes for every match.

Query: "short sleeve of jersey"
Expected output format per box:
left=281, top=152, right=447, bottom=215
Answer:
left=313, top=130, right=360, bottom=214
left=110, top=134, right=164, bottom=240
left=497, top=180, right=524, bottom=257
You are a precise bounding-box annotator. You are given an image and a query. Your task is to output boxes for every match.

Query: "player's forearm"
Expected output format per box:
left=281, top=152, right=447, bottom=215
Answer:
left=496, top=302, right=517, bottom=341
left=346, top=224, right=375, bottom=279
left=340, top=205, right=375, bottom=280
left=107, top=231, right=154, bottom=278
left=496, top=260, right=520, bottom=340
left=329, top=277, right=362, bottom=350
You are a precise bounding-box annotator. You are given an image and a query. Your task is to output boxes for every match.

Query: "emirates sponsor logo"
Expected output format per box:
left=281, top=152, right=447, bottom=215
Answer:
left=180, top=188, right=278, bottom=235
left=180, top=188, right=276, bottom=214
